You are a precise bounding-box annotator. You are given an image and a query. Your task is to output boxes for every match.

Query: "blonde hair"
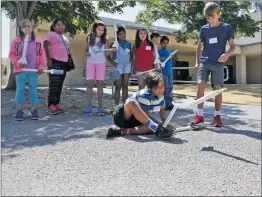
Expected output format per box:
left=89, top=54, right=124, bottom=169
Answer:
left=203, top=2, right=220, bottom=17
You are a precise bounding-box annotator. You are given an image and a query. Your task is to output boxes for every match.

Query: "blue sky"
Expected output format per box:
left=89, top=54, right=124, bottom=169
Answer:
left=1, top=4, right=181, bottom=58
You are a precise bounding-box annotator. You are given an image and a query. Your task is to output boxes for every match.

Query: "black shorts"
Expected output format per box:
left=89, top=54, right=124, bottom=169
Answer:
left=113, top=105, right=143, bottom=128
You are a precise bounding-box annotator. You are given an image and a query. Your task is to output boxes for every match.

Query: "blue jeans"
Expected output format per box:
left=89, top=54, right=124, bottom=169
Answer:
left=163, top=75, right=173, bottom=107
left=15, top=72, right=38, bottom=104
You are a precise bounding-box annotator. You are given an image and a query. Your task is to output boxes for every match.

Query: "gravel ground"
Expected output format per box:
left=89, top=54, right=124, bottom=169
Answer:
left=1, top=88, right=261, bottom=196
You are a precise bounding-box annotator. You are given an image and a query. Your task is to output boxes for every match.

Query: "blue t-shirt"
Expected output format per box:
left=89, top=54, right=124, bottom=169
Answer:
left=127, top=88, right=165, bottom=112
left=199, top=22, right=234, bottom=64
left=158, top=49, right=173, bottom=76
left=112, top=40, right=131, bottom=63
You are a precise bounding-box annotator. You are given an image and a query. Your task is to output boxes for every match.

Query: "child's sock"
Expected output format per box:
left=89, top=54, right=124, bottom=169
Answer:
left=214, top=110, right=221, bottom=116
left=197, top=109, right=203, bottom=116
left=145, top=119, right=159, bottom=133
left=16, top=104, right=23, bottom=111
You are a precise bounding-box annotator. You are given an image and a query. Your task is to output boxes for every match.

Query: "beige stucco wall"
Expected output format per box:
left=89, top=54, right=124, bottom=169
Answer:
left=246, top=55, right=262, bottom=84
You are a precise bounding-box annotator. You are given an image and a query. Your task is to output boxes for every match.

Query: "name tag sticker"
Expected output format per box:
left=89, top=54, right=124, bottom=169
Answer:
left=125, top=48, right=130, bottom=53
left=209, top=37, right=218, bottom=44
left=146, top=46, right=151, bottom=50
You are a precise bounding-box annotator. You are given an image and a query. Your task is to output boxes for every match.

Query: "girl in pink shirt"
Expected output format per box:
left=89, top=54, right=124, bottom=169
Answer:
left=85, top=21, right=115, bottom=116
left=9, top=19, right=46, bottom=121
left=44, top=19, right=73, bottom=115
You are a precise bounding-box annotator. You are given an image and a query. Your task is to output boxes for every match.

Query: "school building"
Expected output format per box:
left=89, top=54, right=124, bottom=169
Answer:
left=2, top=11, right=261, bottom=86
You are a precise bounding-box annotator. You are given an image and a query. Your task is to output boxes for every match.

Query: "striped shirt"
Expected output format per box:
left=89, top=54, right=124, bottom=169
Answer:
left=127, top=88, right=165, bottom=112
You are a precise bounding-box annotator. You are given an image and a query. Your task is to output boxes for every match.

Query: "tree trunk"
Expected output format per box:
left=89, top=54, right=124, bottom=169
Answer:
left=4, top=1, right=37, bottom=90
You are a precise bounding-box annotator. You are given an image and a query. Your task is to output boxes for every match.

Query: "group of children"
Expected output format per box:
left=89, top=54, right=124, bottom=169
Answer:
left=9, top=2, right=235, bottom=140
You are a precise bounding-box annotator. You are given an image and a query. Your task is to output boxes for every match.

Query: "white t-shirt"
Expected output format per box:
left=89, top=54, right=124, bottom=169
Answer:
left=87, top=37, right=106, bottom=64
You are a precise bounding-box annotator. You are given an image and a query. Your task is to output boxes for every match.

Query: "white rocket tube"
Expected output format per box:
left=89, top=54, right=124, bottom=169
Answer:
left=160, top=50, right=178, bottom=68
left=163, top=88, right=227, bottom=127
left=18, top=34, right=29, bottom=64
left=21, top=68, right=64, bottom=75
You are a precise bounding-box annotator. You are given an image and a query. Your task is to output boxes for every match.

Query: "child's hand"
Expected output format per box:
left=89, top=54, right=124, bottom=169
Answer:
left=194, top=63, right=199, bottom=71
left=112, top=61, right=117, bottom=67
left=19, top=63, right=26, bottom=69
left=111, top=48, right=117, bottom=52
left=166, top=125, right=176, bottom=131
left=47, top=58, right=52, bottom=69
left=38, top=68, right=44, bottom=75
left=218, top=54, right=229, bottom=62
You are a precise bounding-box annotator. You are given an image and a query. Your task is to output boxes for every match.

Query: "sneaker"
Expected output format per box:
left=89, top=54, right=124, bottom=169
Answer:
left=97, top=106, right=105, bottom=116
left=55, top=104, right=64, bottom=113
left=106, top=127, right=122, bottom=138
left=192, top=114, right=204, bottom=124
left=213, top=115, right=223, bottom=127
left=85, top=106, right=93, bottom=116
left=15, top=110, right=24, bottom=121
left=48, top=105, right=59, bottom=115
left=155, top=125, right=174, bottom=139
left=31, top=109, right=39, bottom=120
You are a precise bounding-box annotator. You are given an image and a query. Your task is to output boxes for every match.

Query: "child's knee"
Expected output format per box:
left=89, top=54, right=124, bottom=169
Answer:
left=212, top=85, right=222, bottom=90
left=125, top=100, right=138, bottom=109
left=197, top=81, right=206, bottom=90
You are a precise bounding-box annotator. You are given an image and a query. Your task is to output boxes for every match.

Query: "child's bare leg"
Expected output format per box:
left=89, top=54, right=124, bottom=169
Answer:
left=87, top=80, right=94, bottom=106
left=124, top=100, right=150, bottom=124
left=16, top=104, right=23, bottom=110
left=213, top=85, right=222, bottom=111
left=134, top=125, right=152, bottom=134
left=96, top=80, right=104, bottom=107
left=197, top=80, right=206, bottom=109
left=196, top=80, right=206, bottom=116
left=114, top=76, right=122, bottom=105
left=123, top=100, right=159, bottom=133
left=138, top=78, right=145, bottom=90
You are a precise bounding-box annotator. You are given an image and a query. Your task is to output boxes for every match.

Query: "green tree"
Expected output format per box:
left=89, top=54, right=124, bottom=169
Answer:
left=1, top=1, right=129, bottom=89
left=134, top=1, right=261, bottom=43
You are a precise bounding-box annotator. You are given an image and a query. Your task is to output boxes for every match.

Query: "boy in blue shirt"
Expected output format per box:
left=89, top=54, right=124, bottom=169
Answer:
left=193, top=2, right=235, bottom=127
left=158, top=36, right=176, bottom=110
left=107, top=71, right=175, bottom=139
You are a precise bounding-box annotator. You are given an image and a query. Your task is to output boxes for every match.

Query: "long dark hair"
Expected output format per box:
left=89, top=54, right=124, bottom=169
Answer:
left=135, top=28, right=153, bottom=49
left=87, top=21, right=107, bottom=47
left=117, top=26, right=126, bottom=41
left=50, top=18, right=66, bottom=32
left=18, top=19, right=35, bottom=40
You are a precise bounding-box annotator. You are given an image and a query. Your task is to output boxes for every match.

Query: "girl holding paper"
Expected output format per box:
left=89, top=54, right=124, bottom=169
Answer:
left=9, top=19, right=46, bottom=121
left=107, top=25, right=132, bottom=105
left=85, top=21, right=116, bottom=116
left=131, top=28, right=156, bottom=90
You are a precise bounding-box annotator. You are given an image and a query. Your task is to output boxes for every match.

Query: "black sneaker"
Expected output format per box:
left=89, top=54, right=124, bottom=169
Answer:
left=31, top=109, right=39, bottom=120
left=155, top=125, right=174, bottom=139
left=15, top=110, right=24, bottom=121
left=165, top=104, right=174, bottom=111
left=106, top=127, right=122, bottom=138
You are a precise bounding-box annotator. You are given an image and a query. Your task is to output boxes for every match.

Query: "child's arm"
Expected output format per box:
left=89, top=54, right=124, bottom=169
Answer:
left=106, top=42, right=117, bottom=67
left=195, top=41, right=202, bottom=68
left=131, top=46, right=136, bottom=76
left=218, top=38, right=235, bottom=62
left=38, top=40, right=46, bottom=72
left=9, top=38, right=22, bottom=69
left=218, top=25, right=235, bottom=62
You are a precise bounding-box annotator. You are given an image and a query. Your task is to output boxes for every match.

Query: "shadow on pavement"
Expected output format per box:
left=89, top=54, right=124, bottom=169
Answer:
left=201, top=146, right=259, bottom=166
